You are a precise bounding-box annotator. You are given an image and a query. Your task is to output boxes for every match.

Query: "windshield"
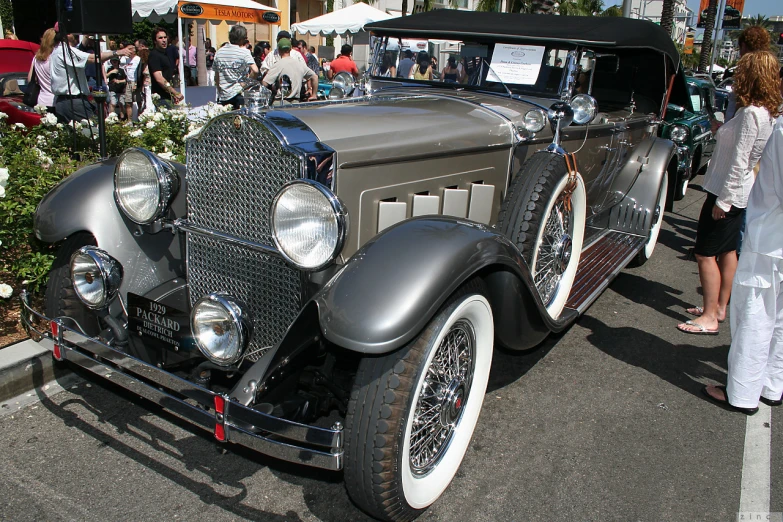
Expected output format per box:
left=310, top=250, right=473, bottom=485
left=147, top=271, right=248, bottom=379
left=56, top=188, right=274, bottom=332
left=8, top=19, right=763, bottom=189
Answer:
left=370, top=37, right=591, bottom=99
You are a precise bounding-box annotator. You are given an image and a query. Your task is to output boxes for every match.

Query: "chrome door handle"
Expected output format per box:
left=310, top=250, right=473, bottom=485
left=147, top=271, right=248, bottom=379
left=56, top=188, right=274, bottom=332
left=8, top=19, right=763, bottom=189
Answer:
left=600, top=145, right=616, bottom=152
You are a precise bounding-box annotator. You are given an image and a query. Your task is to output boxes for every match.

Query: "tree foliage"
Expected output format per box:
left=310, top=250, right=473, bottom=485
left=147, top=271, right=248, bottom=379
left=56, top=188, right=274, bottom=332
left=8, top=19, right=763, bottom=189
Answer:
left=0, top=0, right=13, bottom=35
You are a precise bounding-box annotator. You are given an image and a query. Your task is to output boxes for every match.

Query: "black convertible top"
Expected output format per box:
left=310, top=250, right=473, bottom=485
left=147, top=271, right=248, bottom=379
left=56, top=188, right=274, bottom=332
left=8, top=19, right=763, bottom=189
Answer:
left=366, top=11, right=680, bottom=67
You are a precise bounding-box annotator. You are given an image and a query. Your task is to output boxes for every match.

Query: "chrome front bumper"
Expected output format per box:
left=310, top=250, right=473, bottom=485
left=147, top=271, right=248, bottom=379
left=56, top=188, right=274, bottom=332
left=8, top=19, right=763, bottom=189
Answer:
left=19, top=291, right=343, bottom=471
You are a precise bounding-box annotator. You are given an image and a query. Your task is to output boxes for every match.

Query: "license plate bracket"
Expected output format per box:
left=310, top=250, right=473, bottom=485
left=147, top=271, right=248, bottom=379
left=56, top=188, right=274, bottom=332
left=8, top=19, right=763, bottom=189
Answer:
left=128, top=293, right=193, bottom=353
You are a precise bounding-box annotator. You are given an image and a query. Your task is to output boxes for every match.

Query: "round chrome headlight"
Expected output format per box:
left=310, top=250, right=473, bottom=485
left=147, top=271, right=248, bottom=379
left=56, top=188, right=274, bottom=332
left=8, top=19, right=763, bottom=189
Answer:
left=70, top=247, right=123, bottom=309
left=523, top=109, right=547, bottom=133
left=328, top=86, right=346, bottom=100
left=270, top=180, right=347, bottom=270
left=191, top=293, right=252, bottom=366
left=114, top=148, right=180, bottom=224
left=332, top=72, right=355, bottom=95
left=669, top=125, right=689, bottom=143
left=570, top=94, right=598, bottom=125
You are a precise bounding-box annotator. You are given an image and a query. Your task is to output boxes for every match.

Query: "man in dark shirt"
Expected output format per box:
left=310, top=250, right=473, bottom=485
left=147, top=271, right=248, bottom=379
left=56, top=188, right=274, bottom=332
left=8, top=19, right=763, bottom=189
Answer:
left=148, top=28, right=183, bottom=104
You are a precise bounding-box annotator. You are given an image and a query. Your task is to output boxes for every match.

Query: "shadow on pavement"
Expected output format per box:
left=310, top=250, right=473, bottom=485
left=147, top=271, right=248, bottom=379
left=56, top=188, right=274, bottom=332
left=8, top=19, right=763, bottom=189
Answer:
left=578, top=314, right=729, bottom=398
left=487, top=333, right=561, bottom=393
left=610, top=271, right=694, bottom=323
left=29, top=362, right=328, bottom=522
left=660, top=214, right=698, bottom=260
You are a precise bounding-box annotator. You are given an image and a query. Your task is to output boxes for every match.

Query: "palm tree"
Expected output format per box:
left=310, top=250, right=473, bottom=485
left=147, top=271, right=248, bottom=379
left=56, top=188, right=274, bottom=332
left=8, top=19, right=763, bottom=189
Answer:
left=698, top=0, right=717, bottom=72
left=558, top=0, right=602, bottom=16
left=600, top=5, right=622, bottom=16
left=745, top=14, right=770, bottom=28
left=557, top=0, right=621, bottom=16
left=659, top=0, right=676, bottom=39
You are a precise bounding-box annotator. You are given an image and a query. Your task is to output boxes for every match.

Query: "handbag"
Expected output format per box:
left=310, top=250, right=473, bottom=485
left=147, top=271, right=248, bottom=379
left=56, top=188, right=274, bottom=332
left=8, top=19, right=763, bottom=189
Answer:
left=23, top=66, right=41, bottom=107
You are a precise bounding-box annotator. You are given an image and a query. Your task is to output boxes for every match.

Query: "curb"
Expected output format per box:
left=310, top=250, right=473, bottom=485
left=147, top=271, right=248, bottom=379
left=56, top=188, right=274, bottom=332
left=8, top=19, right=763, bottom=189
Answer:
left=0, top=338, right=72, bottom=404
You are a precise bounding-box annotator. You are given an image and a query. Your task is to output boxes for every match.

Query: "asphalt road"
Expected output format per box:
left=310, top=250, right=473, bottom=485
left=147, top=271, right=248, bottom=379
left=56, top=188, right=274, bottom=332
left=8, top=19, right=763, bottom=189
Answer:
left=0, top=176, right=780, bottom=522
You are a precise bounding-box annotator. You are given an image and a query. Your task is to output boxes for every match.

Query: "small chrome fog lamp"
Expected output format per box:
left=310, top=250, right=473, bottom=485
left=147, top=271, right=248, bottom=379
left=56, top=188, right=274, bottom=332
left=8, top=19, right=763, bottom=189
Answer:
left=191, top=293, right=253, bottom=366
left=70, top=247, right=123, bottom=309
left=570, top=94, right=598, bottom=125
left=523, top=109, right=547, bottom=133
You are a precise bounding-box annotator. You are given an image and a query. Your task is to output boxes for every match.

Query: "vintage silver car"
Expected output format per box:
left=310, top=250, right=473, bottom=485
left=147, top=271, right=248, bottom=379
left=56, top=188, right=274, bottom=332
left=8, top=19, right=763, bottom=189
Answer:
left=22, top=11, right=687, bottom=521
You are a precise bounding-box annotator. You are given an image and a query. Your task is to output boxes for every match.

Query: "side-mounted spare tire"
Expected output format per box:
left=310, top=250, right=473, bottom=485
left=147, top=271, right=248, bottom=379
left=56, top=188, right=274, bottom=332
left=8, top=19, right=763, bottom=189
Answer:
left=496, top=152, right=586, bottom=319
left=44, top=232, right=101, bottom=337
left=343, top=278, right=494, bottom=521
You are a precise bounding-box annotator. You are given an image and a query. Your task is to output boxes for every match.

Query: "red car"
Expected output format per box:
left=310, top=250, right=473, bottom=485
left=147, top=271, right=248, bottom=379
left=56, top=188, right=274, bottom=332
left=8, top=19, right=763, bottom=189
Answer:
left=0, top=39, right=42, bottom=128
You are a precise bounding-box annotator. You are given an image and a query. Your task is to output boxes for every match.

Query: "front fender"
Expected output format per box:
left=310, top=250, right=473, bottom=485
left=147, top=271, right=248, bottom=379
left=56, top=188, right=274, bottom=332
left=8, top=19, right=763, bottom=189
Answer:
left=313, top=216, right=571, bottom=354
left=610, top=137, right=676, bottom=235
left=34, top=159, right=186, bottom=298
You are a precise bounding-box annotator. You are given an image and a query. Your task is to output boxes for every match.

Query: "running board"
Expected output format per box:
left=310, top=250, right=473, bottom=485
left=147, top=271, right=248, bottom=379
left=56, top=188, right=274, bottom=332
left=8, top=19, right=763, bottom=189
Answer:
left=564, top=231, right=647, bottom=314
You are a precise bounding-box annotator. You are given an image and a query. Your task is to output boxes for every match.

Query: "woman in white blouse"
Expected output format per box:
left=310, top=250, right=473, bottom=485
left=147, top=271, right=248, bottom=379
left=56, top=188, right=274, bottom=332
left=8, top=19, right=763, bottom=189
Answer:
left=678, top=51, right=782, bottom=335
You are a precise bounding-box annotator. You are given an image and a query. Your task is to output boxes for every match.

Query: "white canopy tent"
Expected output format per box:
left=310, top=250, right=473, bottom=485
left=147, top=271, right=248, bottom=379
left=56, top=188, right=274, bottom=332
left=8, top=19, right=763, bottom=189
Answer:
left=291, top=2, right=395, bottom=37
left=132, top=0, right=178, bottom=22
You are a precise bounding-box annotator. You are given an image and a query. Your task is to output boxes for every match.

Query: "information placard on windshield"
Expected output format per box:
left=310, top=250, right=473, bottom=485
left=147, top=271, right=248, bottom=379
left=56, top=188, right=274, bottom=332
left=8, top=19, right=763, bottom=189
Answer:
left=486, top=44, right=545, bottom=85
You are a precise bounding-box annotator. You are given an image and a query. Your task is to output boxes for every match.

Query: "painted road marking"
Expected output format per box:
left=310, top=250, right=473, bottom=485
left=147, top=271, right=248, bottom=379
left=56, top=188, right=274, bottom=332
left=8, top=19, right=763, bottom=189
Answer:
left=739, top=403, right=772, bottom=513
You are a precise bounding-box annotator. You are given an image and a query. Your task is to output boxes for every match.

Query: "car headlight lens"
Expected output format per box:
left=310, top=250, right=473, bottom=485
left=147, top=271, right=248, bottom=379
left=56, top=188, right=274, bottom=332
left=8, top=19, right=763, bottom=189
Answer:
left=570, top=94, right=598, bottom=125
left=523, top=109, right=547, bottom=133
left=332, top=72, right=355, bottom=95
left=191, top=293, right=252, bottom=366
left=70, top=247, right=123, bottom=309
left=670, top=125, right=689, bottom=143
left=114, top=148, right=179, bottom=224
left=328, top=86, right=345, bottom=100
left=271, top=180, right=346, bottom=270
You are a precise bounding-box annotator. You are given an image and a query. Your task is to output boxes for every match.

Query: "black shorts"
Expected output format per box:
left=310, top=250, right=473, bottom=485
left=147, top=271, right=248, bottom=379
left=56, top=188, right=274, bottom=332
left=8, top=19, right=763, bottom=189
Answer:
left=693, top=192, right=745, bottom=257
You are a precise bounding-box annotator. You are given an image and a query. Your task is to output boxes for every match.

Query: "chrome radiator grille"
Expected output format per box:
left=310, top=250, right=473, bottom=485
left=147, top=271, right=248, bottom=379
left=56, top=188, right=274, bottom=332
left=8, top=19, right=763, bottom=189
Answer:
left=187, top=115, right=302, bottom=244
left=186, top=115, right=303, bottom=361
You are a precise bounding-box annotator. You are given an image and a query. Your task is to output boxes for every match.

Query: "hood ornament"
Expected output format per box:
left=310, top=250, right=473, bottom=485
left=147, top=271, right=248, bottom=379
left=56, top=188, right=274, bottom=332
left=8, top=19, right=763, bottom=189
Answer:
left=233, top=116, right=243, bottom=130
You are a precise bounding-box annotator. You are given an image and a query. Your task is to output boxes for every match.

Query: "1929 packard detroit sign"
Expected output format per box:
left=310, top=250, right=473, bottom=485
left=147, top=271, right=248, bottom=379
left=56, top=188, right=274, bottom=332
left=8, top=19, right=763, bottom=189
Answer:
left=23, top=11, right=685, bottom=522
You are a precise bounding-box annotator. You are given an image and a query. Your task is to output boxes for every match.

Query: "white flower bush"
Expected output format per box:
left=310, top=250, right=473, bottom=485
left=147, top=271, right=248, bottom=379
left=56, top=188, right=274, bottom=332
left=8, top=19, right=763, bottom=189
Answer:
left=33, top=105, right=48, bottom=115
left=1, top=100, right=227, bottom=295
left=0, top=283, right=12, bottom=299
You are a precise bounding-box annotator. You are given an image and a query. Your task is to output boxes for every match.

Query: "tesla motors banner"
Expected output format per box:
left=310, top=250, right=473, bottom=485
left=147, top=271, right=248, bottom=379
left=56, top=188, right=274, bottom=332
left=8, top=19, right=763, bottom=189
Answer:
left=177, top=1, right=281, bottom=25
left=698, top=0, right=745, bottom=29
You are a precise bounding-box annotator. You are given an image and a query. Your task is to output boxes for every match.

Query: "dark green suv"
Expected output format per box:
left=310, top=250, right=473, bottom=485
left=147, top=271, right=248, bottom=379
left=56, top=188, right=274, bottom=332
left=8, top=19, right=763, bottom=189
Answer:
left=661, top=76, right=718, bottom=200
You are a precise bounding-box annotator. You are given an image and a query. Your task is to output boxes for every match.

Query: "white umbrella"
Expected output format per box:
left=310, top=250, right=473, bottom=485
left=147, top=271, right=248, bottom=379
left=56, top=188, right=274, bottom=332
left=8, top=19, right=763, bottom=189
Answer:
left=291, top=2, right=395, bottom=36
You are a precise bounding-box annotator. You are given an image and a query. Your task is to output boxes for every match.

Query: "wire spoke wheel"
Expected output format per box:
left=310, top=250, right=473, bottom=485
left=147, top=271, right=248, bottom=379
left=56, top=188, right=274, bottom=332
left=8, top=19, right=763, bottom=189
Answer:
left=496, top=152, right=586, bottom=319
left=409, top=320, right=475, bottom=475
left=344, top=281, right=493, bottom=521
left=533, top=195, right=573, bottom=306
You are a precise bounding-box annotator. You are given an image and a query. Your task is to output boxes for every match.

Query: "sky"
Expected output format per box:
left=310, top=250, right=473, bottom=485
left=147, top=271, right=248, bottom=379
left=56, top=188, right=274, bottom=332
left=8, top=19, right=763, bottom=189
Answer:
left=685, top=0, right=782, bottom=18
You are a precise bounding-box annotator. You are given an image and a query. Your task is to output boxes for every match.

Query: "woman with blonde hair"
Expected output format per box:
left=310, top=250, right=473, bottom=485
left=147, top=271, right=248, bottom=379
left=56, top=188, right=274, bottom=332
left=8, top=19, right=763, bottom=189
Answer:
left=679, top=50, right=782, bottom=336
left=27, top=28, right=57, bottom=113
